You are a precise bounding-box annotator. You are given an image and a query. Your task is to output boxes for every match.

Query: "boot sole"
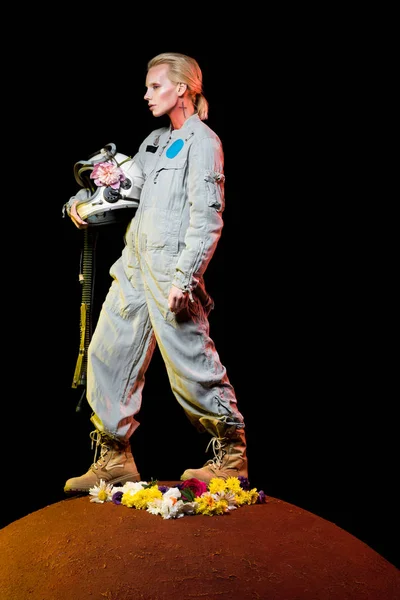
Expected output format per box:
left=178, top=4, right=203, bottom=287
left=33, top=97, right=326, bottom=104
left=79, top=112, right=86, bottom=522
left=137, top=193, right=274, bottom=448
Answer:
left=64, top=472, right=141, bottom=495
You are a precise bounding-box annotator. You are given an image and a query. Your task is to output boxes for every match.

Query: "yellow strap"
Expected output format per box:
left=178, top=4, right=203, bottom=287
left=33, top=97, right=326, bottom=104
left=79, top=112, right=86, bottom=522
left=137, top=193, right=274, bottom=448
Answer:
left=71, top=303, right=88, bottom=388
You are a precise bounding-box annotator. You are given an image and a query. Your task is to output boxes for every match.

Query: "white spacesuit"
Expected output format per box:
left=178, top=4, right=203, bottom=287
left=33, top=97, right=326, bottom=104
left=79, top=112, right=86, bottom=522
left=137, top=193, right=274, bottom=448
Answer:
left=64, top=115, right=247, bottom=493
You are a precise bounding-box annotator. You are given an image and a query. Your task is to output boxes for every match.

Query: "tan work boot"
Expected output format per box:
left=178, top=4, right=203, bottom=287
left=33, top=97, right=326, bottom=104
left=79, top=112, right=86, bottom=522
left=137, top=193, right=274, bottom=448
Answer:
left=64, top=430, right=141, bottom=494
left=180, top=426, right=248, bottom=484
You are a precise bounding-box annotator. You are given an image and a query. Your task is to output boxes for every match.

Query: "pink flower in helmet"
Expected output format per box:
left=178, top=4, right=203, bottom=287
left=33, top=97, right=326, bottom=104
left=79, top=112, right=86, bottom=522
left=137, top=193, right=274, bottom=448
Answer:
left=90, top=161, right=126, bottom=189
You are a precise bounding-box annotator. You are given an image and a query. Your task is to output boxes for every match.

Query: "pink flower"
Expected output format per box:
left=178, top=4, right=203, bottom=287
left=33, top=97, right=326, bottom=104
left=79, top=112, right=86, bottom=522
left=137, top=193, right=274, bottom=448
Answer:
left=179, top=478, right=208, bottom=498
left=90, top=162, right=126, bottom=189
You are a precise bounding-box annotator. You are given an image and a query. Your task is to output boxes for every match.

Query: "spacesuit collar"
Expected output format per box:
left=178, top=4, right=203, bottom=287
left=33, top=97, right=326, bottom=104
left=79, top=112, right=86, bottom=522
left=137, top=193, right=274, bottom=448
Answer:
left=169, top=113, right=200, bottom=136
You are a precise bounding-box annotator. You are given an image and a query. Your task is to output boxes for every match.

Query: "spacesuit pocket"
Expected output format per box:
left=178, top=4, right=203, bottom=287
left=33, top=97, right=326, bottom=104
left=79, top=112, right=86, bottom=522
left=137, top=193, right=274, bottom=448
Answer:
left=204, top=170, right=225, bottom=211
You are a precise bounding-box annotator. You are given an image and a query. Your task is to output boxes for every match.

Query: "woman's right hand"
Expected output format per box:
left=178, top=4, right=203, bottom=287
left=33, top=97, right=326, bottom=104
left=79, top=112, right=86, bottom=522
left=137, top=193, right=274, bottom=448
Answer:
left=69, top=200, right=88, bottom=229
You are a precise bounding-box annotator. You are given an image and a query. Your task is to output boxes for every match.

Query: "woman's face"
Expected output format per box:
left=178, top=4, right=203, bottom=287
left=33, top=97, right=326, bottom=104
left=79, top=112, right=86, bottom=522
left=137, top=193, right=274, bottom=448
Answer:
left=144, top=64, right=180, bottom=118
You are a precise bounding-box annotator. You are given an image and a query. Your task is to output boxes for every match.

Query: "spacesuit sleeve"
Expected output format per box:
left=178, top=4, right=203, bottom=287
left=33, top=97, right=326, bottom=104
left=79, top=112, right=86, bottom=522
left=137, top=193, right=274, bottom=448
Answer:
left=172, top=135, right=225, bottom=294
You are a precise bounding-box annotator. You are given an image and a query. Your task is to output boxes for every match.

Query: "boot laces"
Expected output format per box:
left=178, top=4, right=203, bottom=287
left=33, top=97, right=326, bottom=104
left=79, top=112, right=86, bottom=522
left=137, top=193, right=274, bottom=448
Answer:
left=205, top=436, right=227, bottom=469
left=89, top=430, right=112, bottom=466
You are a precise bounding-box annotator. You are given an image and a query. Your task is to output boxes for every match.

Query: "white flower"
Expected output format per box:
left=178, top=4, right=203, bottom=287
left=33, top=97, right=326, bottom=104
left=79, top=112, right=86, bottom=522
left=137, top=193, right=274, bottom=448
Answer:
left=146, top=488, right=188, bottom=519
left=146, top=499, right=163, bottom=516
left=147, top=496, right=178, bottom=519
left=146, top=487, right=196, bottom=520
left=213, top=490, right=238, bottom=511
left=89, top=479, right=114, bottom=503
left=120, top=481, right=148, bottom=493
left=163, top=487, right=182, bottom=501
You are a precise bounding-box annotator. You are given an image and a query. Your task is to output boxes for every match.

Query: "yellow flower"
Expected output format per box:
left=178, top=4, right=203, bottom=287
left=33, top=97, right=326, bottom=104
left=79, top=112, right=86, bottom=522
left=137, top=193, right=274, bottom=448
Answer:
left=122, top=487, right=162, bottom=509
left=208, top=478, right=227, bottom=494
left=225, top=477, right=243, bottom=493
left=248, top=488, right=260, bottom=504
left=234, top=488, right=260, bottom=506
left=195, top=493, right=229, bottom=516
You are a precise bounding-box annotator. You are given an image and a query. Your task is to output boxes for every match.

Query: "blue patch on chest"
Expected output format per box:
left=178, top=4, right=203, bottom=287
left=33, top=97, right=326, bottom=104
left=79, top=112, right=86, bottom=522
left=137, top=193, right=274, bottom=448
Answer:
left=166, top=139, right=184, bottom=159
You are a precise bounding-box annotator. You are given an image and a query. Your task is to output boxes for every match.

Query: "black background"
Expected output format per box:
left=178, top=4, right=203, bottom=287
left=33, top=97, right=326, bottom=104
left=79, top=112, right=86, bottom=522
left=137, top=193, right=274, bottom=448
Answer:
left=4, top=32, right=398, bottom=570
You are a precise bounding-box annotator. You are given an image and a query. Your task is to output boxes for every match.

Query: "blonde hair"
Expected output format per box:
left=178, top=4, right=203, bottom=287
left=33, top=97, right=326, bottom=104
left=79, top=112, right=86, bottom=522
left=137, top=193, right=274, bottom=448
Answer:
left=147, top=52, right=209, bottom=120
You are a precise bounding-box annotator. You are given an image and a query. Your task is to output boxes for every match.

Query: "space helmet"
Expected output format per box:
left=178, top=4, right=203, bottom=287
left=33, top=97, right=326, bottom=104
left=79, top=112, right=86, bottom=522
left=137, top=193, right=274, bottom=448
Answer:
left=70, top=142, right=144, bottom=226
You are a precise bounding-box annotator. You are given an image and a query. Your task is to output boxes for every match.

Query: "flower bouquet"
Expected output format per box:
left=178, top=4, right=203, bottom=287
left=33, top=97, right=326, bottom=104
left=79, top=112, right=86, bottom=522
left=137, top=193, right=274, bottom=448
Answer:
left=89, top=477, right=267, bottom=520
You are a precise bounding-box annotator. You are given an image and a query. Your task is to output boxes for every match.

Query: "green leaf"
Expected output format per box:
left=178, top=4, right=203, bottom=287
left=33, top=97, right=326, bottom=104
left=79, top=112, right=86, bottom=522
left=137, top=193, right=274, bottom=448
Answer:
left=143, top=478, right=158, bottom=489
left=181, top=488, right=195, bottom=502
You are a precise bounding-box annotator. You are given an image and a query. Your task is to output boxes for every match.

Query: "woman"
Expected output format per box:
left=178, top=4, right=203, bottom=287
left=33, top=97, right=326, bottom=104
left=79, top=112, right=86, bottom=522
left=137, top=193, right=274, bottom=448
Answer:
left=64, top=52, right=248, bottom=493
